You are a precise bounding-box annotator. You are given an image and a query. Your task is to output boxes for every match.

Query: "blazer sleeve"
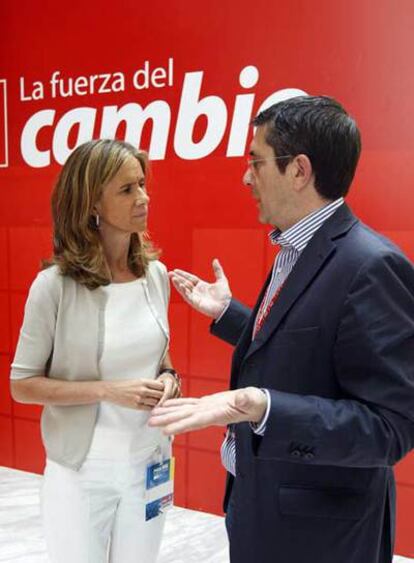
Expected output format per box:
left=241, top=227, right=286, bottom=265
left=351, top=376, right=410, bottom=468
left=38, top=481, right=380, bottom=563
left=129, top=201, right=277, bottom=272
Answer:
left=10, top=269, right=60, bottom=380
left=210, top=299, right=252, bottom=346
left=255, top=250, right=414, bottom=468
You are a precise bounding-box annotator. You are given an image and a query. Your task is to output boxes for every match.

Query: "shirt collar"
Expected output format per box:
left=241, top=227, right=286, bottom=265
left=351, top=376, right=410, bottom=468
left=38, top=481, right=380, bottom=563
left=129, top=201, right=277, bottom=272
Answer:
left=269, top=198, right=344, bottom=252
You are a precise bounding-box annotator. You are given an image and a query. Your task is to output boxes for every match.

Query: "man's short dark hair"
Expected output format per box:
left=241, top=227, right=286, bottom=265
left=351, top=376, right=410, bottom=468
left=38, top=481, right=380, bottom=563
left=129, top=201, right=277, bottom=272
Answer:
left=253, top=96, right=361, bottom=199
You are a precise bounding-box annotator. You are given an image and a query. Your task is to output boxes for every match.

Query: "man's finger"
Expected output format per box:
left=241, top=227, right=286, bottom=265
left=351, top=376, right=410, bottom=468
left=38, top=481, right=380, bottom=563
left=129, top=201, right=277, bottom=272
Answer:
left=170, top=277, right=188, bottom=296
left=170, top=278, right=196, bottom=304
left=159, top=411, right=217, bottom=435
left=169, top=269, right=200, bottom=285
left=152, top=397, right=199, bottom=412
left=212, top=258, right=226, bottom=281
left=170, top=273, right=194, bottom=289
left=149, top=405, right=196, bottom=427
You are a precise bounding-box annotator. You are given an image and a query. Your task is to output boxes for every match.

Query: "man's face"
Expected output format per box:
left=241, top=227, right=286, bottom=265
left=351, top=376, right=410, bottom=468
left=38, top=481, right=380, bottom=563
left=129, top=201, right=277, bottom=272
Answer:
left=243, top=125, right=292, bottom=229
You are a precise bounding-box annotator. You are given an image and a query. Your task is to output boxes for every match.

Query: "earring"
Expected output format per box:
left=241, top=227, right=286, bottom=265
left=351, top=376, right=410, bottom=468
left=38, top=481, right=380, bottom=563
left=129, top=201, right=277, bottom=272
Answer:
left=95, top=214, right=100, bottom=228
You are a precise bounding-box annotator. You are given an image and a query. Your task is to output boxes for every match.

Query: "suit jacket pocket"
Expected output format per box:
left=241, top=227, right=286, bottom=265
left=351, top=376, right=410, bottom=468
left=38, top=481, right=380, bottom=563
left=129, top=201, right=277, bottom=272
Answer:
left=278, top=485, right=367, bottom=521
left=273, top=326, right=320, bottom=347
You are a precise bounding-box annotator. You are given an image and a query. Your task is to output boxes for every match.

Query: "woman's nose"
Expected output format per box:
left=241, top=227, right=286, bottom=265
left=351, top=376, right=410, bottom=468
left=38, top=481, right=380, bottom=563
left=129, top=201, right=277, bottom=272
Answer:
left=135, top=187, right=149, bottom=203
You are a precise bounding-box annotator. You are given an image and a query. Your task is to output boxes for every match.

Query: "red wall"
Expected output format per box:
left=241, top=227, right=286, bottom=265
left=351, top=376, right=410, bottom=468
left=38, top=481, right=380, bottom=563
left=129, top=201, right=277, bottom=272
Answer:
left=1, top=0, right=413, bottom=555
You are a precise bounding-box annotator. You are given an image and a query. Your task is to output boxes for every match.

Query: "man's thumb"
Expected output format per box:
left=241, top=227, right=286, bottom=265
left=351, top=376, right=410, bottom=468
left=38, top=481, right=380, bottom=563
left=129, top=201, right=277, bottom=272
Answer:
left=212, top=258, right=225, bottom=280
left=235, top=389, right=251, bottom=410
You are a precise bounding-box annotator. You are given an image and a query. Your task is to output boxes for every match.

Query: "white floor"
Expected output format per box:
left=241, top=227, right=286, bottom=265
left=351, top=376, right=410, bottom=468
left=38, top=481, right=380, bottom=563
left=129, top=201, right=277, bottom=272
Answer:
left=0, top=467, right=411, bottom=563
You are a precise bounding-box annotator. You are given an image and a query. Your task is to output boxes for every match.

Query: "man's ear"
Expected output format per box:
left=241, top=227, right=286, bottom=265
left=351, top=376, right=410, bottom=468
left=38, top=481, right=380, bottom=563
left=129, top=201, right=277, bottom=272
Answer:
left=291, top=154, right=313, bottom=191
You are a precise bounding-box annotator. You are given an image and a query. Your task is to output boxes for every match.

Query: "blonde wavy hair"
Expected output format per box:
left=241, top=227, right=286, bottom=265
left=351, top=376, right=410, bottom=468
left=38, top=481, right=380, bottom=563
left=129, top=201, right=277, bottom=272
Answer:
left=45, top=139, right=159, bottom=289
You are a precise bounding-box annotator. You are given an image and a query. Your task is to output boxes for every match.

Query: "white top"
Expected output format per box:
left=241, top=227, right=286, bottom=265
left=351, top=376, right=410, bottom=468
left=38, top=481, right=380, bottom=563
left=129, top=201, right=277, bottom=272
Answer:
left=88, top=278, right=167, bottom=461
left=10, top=261, right=170, bottom=470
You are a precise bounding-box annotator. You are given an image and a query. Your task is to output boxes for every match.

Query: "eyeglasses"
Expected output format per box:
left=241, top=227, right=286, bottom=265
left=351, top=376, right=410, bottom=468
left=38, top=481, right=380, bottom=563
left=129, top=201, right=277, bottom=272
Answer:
left=246, top=155, right=293, bottom=170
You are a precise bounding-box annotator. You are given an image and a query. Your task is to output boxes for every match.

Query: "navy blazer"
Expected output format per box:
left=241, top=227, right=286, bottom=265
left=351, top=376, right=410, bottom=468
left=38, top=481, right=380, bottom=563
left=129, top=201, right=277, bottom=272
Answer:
left=211, top=204, right=414, bottom=563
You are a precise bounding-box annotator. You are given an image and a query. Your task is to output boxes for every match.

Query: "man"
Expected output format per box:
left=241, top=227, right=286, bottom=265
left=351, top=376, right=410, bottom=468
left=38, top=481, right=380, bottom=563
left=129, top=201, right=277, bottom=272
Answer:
left=149, top=96, right=414, bottom=563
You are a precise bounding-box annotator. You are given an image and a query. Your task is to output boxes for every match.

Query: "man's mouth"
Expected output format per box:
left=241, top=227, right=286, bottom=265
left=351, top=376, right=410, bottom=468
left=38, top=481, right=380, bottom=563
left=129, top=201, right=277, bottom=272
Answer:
left=133, top=208, right=147, bottom=219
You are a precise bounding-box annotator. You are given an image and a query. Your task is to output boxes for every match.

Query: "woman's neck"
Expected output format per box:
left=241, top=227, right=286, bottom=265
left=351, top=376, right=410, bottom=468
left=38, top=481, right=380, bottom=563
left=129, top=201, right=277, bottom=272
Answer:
left=99, top=228, right=137, bottom=282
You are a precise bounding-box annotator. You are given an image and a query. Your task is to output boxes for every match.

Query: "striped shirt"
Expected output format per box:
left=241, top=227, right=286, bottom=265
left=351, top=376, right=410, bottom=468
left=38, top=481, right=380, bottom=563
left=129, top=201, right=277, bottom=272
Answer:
left=221, top=198, right=344, bottom=476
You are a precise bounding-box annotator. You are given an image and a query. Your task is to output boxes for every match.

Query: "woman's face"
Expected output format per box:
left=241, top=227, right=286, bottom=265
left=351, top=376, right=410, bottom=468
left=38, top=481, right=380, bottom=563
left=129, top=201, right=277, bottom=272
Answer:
left=95, top=156, right=149, bottom=235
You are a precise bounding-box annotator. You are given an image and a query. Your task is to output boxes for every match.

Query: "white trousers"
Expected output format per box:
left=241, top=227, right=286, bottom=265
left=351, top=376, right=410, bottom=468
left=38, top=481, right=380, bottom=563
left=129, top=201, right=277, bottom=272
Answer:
left=41, top=456, right=166, bottom=563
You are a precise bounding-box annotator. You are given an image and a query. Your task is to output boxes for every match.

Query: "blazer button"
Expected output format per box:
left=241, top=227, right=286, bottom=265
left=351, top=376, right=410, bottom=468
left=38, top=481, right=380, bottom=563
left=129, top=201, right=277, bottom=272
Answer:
left=291, top=450, right=302, bottom=458
left=304, top=452, right=314, bottom=460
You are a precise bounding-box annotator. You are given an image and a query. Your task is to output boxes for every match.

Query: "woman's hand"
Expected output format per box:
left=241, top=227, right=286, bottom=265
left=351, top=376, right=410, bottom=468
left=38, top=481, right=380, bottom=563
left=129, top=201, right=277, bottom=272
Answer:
left=103, top=378, right=165, bottom=411
left=157, top=373, right=181, bottom=406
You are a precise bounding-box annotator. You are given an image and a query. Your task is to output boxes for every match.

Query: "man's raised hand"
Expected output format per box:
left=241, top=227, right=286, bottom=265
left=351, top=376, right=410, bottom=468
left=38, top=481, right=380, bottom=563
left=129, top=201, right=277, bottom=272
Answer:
left=169, top=258, right=232, bottom=319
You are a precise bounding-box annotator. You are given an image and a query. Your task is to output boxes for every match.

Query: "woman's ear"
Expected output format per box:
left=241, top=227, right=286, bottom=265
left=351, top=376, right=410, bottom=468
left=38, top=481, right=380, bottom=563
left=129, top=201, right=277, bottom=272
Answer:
left=93, top=201, right=101, bottom=215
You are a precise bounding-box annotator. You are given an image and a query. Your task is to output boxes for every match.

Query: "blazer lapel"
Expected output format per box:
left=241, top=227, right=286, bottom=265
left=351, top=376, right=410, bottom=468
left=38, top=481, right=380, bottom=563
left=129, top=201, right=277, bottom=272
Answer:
left=241, top=204, right=358, bottom=364
left=229, top=269, right=273, bottom=388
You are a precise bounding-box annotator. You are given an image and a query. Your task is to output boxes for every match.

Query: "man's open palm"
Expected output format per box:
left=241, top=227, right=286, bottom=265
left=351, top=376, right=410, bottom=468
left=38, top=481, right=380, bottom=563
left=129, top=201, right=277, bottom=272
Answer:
left=169, top=258, right=232, bottom=318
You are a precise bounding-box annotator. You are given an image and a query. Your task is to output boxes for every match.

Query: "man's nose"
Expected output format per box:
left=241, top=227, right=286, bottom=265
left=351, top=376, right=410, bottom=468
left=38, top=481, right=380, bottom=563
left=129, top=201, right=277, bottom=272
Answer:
left=243, top=168, right=254, bottom=187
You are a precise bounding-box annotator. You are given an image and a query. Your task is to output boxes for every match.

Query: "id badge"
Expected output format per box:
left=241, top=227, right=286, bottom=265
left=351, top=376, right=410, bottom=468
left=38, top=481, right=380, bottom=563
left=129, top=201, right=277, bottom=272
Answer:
left=145, top=452, right=175, bottom=521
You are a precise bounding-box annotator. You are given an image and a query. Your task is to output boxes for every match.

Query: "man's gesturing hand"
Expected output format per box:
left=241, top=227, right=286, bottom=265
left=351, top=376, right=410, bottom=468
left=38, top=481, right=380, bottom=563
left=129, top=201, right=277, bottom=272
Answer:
left=148, top=387, right=268, bottom=435
left=169, top=258, right=232, bottom=319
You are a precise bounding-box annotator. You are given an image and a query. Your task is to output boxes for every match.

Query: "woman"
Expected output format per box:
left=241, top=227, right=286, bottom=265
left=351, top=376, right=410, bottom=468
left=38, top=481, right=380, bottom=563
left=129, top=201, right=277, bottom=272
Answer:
left=10, top=139, right=180, bottom=563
